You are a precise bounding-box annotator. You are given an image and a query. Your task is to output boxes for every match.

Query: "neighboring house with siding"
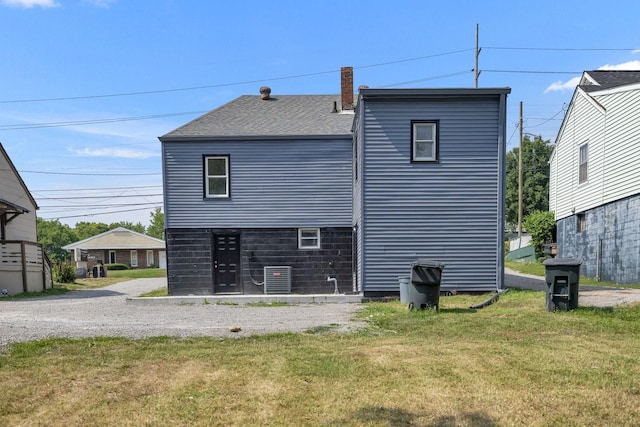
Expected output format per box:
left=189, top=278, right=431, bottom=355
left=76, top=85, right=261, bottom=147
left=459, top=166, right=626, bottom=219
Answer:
left=1, top=142, right=53, bottom=294
left=63, top=227, right=166, bottom=275
left=160, top=68, right=511, bottom=296
left=352, top=88, right=511, bottom=295
left=549, top=70, right=640, bottom=284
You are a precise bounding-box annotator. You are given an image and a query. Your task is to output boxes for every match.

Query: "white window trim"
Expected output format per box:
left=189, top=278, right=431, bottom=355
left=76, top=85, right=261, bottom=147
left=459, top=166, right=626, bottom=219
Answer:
left=205, top=155, right=230, bottom=198
left=298, top=228, right=321, bottom=250
left=109, top=250, right=116, bottom=264
left=146, top=250, right=154, bottom=267
left=130, top=250, right=138, bottom=268
left=412, top=121, right=438, bottom=162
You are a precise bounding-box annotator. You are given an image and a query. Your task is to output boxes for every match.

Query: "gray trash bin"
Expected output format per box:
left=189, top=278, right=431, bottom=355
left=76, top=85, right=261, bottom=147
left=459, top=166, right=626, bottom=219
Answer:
left=542, top=258, right=582, bottom=312
left=398, top=276, right=410, bottom=304
left=407, top=259, right=445, bottom=310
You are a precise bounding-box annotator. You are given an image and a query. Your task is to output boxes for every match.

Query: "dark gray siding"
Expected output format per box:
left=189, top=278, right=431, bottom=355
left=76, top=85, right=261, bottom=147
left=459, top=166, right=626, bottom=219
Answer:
left=165, top=227, right=352, bottom=295
left=557, top=194, right=640, bottom=284
left=163, top=138, right=352, bottom=229
left=359, top=97, right=505, bottom=292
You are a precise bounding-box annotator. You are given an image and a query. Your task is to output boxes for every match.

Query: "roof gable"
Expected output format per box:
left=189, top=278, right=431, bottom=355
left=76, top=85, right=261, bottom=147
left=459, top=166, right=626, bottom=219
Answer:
left=580, top=70, right=640, bottom=92
left=160, top=94, right=354, bottom=140
left=0, top=142, right=38, bottom=210
left=62, top=227, right=165, bottom=250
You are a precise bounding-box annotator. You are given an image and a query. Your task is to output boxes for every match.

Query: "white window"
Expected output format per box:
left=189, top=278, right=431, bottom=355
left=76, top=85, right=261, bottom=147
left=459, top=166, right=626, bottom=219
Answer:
left=579, top=143, right=588, bottom=184
left=146, top=250, right=154, bottom=267
left=109, top=250, right=116, bottom=264
left=130, top=250, right=138, bottom=268
left=205, top=156, right=230, bottom=198
left=298, top=228, right=320, bottom=249
left=412, top=121, right=438, bottom=162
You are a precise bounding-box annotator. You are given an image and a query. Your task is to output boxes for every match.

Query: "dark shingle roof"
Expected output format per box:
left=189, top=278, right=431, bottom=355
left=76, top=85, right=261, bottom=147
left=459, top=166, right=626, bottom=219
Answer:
left=161, top=94, right=354, bottom=140
left=580, top=70, right=640, bottom=92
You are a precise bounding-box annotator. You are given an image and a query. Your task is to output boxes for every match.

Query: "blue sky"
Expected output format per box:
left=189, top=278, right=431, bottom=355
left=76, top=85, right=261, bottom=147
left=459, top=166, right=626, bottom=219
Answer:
left=1, top=0, right=639, bottom=227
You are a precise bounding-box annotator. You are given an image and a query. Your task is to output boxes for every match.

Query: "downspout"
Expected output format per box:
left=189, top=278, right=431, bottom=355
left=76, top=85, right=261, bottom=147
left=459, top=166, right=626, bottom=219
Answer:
left=496, top=92, right=508, bottom=291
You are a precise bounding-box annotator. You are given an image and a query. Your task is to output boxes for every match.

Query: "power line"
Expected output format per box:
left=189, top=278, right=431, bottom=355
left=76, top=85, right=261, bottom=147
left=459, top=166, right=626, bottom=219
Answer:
left=20, top=170, right=161, bottom=176
left=483, top=70, right=581, bottom=75
left=0, top=49, right=474, bottom=105
left=31, top=185, right=162, bottom=192
left=40, top=205, right=162, bottom=220
left=0, top=111, right=205, bottom=130
left=35, top=193, right=163, bottom=200
left=484, top=46, right=639, bottom=52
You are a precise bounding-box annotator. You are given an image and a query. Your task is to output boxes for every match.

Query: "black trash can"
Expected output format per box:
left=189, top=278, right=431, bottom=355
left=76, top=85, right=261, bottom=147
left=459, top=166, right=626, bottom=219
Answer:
left=542, top=258, right=582, bottom=312
left=407, top=259, right=445, bottom=310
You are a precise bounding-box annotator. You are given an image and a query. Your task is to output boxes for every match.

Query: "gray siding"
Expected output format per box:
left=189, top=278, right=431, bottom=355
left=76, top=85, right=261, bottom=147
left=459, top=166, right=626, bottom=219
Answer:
left=358, top=96, right=505, bottom=292
left=163, top=138, right=352, bottom=229
left=557, top=194, right=640, bottom=284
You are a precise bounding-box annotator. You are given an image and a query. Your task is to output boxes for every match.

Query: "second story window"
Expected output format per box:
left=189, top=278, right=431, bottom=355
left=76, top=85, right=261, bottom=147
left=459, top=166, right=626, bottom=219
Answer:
left=578, top=143, right=588, bottom=184
left=412, top=121, right=438, bottom=162
left=204, top=155, right=230, bottom=198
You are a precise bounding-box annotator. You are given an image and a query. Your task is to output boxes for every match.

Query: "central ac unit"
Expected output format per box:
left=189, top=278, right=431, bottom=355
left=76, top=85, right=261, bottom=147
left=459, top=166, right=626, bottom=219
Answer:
left=264, top=266, right=292, bottom=294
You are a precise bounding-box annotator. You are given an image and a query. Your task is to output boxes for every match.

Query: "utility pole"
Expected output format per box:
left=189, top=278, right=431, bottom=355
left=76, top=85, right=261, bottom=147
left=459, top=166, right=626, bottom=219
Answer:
left=518, top=101, right=523, bottom=238
left=474, top=24, right=481, bottom=88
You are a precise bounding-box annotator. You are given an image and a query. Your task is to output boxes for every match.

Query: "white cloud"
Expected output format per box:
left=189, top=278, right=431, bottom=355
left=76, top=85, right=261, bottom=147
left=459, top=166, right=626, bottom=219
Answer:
left=544, top=60, right=640, bottom=93
left=1, top=0, right=59, bottom=8
left=544, top=77, right=581, bottom=93
left=82, top=0, right=116, bottom=8
left=72, top=147, right=159, bottom=159
left=597, top=60, right=640, bottom=70
left=633, top=50, right=640, bottom=55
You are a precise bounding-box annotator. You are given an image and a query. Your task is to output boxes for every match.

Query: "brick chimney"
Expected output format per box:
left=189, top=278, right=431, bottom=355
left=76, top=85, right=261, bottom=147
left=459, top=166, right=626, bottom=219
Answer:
left=341, top=66, right=354, bottom=111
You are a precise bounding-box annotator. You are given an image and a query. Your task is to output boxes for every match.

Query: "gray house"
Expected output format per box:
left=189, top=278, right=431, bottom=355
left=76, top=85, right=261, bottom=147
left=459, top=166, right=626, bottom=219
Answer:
left=160, top=68, right=511, bottom=296
left=352, top=88, right=511, bottom=295
left=549, top=70, right=640, bottom=284
left=159, top=71, right=355, bottom=295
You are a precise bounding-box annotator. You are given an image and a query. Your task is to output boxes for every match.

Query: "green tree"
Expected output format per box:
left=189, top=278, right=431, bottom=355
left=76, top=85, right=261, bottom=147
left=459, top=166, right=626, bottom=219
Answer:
left=74, top=221, right=109, bottom=241
left=108, top=221, right=145, bottom=234
left=146, top=208, right=165, bottom=239
left=505, top=135, right=554, bottom=230
left=36, top=218, right=77, bottom=263
left=523, top=211, right=556, bottom=258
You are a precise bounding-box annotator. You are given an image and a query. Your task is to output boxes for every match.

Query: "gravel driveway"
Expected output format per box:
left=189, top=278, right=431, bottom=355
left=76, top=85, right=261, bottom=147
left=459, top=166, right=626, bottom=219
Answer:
left=0, top=278, right=365, bottom=351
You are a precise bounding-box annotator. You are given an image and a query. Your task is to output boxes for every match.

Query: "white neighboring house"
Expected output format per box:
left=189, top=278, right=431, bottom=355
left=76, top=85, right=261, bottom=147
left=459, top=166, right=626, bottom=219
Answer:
left=63, top=227, right=166, bottom=276
left=549, top=70, right=640, bottom=284
left=1, top=142, right=53, bottom=294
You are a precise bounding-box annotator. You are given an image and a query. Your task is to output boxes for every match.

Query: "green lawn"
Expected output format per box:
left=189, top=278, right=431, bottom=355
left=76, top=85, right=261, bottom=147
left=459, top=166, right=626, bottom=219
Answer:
left=1, top=291, right=639, bottom=426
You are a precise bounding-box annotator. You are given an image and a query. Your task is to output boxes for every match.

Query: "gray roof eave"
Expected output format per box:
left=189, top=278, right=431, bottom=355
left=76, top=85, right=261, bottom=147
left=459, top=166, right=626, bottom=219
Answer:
left=359, top=87, right=512, bottom=99
left=159, top=133, right=353, bottom=142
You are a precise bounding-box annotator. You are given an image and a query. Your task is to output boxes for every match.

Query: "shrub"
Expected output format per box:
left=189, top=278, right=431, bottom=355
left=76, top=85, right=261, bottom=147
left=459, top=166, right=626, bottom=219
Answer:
left=523, top=211, right=556, bottom=258
left=105, top=263, right=129, bottom=271
left=53, top=262, right=76, bottom=283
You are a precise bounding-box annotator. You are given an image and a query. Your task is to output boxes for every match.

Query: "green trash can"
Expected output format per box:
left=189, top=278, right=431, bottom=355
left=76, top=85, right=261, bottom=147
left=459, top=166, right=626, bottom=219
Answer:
left=407, top=260, right=445, bottom=311
left=542, top=258, right=582, bottom=312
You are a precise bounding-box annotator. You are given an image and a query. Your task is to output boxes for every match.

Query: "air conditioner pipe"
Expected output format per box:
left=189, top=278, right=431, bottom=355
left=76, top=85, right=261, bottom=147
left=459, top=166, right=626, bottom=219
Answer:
left=327, top=277, right=339, bottom=295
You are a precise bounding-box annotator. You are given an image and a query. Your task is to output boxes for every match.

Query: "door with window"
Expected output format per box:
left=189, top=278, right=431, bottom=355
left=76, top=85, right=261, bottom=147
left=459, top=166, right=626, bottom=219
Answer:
left=213, top=234, right=241, bottom=293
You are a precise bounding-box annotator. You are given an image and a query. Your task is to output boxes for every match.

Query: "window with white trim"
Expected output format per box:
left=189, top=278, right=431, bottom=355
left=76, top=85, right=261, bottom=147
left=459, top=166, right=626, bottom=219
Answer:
left=204, top=155, right=230, bottom=198
left=146, top=250, right=154, bottom=267
left=412, top=121, right=438, bottom=162
left=109, top=250, right=116, bottom=264
left=130, top=250, right=138, bottom=268
left=298, top=228, right=320, bottom=249
left=579, top=143, right=588, bottom=184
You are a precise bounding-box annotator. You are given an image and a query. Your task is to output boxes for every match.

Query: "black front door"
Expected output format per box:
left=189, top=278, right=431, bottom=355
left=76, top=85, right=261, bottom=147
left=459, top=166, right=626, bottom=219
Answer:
left=213, top=234, right=241, bottom=293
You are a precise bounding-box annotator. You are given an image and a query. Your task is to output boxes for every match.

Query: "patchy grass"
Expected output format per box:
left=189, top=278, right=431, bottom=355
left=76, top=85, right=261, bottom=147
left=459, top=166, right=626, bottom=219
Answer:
left=1, top=292, right=639, bottom=426
left=63, top=268, right=167, bottom=290
left=505, top=259, right=640, bottom=289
